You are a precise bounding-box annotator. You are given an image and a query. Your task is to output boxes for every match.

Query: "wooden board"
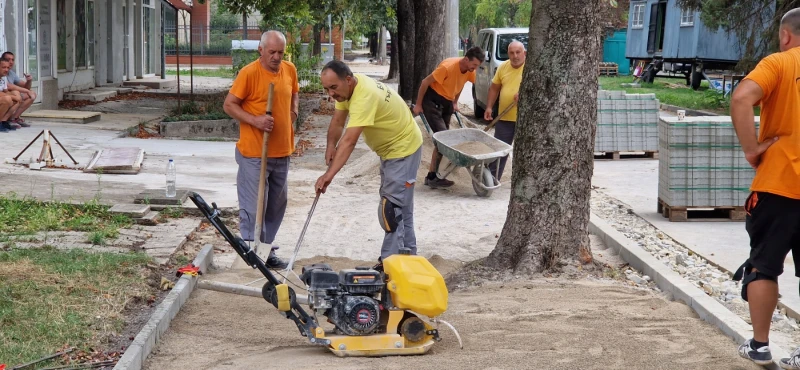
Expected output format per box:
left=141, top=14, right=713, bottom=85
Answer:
left=657, top=198, right=745, bottom=222
left=83, top=147, right=144, bottom=174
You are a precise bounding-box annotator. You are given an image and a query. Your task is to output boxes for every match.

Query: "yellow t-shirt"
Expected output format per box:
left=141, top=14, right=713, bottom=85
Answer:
left=744, top=46, right=800, bottom=199
left=334, top=74, right=423, bottom=160
left=229, top=60, right=299, bottom=158
left=429, top=57, right=476, bottom=102
left=491, top=60, right=524, bottom=122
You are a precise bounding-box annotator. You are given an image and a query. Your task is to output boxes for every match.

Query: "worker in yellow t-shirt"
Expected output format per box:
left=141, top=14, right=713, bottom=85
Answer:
left=315, top=61, right=423, bottom=267
left=730, top=7, right=800, bottom=368
left=223, top=30, right=299, bottom=269
left=412, top=47, right=484, bottom=189
left=483, top=40, right=526, bottom=181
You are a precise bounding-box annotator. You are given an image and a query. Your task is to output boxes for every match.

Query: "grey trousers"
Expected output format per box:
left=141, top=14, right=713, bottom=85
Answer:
left=235, top=148, right=289, bottom=246
left=379, top=146, right=422, bottom=260
left=488, top=120, right=515, bottom=181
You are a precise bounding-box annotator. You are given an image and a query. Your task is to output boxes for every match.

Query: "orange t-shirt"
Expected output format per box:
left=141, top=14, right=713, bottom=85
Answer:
left=744, top=46, right=800, bottom=199
left=230, top=59, right=299, bottom=158
left=429, top=57, right=476, bottom=102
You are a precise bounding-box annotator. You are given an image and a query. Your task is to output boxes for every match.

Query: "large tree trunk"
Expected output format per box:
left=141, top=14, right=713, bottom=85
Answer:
left=397, top=0, right=415, bottom=100
left=387, top=29, right=399, bottom=79
left=483, top=0, right=601, bottom=274
left=412, top=0, right=446, bottom=102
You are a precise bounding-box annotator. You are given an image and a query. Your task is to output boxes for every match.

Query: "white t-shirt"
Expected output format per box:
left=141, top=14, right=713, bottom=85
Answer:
left=0, top=76, right=8, bottom=92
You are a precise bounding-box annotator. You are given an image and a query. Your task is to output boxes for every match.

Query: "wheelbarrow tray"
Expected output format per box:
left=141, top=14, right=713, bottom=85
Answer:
left=432, top=128, right=513, bottom=168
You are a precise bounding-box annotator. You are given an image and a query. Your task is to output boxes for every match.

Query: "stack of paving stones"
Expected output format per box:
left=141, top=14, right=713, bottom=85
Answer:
left=595, top=90, right=660, bottom=153
left=658, top=116, right=759, bottom=208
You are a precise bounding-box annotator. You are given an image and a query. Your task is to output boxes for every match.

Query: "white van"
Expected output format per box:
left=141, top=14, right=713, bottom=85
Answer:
left=471, top=28, right=529, bottom=119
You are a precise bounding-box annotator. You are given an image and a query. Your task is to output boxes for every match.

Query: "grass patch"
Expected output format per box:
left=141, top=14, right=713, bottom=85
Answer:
left=599, top=75, right=752, bottom=115
left=165, top=67, right=234, bottom=79
left=160, top=207, right=185, bottom=219
left=0, top=194, right=132, bottom=245
left=0, top=248, right=155, bottom=366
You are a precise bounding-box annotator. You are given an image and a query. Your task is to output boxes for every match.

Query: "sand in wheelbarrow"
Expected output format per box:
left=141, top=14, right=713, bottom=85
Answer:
left=451, top=141, right=495, bottom=156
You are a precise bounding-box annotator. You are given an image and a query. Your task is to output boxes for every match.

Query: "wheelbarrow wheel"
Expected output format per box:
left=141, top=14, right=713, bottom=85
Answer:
left=471, top=165, right=494, bottom=198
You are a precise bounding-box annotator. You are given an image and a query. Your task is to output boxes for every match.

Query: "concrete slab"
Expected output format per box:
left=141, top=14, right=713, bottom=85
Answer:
left=135, top=211, right=161, bottom=226
left=592, top=159, right=800, bottom=324
left=123, top=78, right=178, bottom=89
left=109, top=203, right=151, bottom=217
left=65, top=90, right=117, bottom=102
left=94, top=86, right=134, bottom=94
left=135, top=189, right=190, bottom=206
left=21, top=110, right=102, bottom=124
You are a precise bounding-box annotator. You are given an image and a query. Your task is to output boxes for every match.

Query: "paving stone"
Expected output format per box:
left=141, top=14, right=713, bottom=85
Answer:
left=134, top=189, right=190, bottom=206
left=135, top=211, right=161, bottom=226
left=110, top=203, right=151, bottom=218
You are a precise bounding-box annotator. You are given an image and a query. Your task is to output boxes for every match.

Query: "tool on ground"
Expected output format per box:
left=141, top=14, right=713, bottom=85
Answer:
left=252, top=83, right=275, bottom=254
left=11, top=130, right=79, bottom=168
left=176, top=263, right=202, bottom=277
left=8, top=347, right=74, bottom=370
left=483, top=101, right=517, bottom=132
left=188, top=192, right=461, bottom=356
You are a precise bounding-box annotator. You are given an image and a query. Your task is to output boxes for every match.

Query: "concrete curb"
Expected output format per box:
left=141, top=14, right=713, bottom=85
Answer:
left=112, top=244, right=214, bottom=370
left=589, top=213, right=789, bottom=369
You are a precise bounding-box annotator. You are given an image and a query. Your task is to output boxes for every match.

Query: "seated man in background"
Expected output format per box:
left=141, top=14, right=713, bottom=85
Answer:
left=0, top=58, right=21, bottom=132
left=2, top=52, right=35, bottom=127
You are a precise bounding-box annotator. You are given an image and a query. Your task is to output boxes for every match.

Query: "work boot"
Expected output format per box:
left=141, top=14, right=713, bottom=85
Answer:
left=738, top=339, right=773, bottom=366
left=424, top=176, right=454, bottom=189
left=266, top=253, right=288, bottom=269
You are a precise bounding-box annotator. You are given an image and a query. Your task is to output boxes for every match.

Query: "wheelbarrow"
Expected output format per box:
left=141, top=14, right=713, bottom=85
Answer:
left=417, top=110, right=512, bottom=197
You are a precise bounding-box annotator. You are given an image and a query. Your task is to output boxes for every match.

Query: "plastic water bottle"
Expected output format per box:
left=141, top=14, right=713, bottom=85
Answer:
left=166, top=159, right=176, bottom=197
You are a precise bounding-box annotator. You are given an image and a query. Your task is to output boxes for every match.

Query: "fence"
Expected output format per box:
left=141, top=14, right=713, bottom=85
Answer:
left=165, top=24, right=263, bottom=56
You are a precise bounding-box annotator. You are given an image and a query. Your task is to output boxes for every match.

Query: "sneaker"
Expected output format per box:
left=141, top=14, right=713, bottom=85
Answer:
left=738, top=339, right=773, bottom=365
left=0, top=125, right=7, bottom=133
left=781, top=348, right=800, bottom=369
left=9, top=122, right=21, bottom=129
left=424, top=176, right=454, bottom=189
left=265, top=253, right=288, bottom=269
left=1, top=121, right=16, bottom=131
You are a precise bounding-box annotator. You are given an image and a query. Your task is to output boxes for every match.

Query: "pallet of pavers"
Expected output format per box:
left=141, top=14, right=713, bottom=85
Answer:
left=594, top=90, right=660, bottom=159
left=657, top=116, right=759, bottom=222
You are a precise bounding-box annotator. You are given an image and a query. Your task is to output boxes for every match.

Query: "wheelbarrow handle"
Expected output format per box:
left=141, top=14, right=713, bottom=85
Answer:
left=410, top=104, right=434, bottom=137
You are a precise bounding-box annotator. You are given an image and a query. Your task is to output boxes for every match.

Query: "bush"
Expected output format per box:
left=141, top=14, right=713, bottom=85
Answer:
left=164, top=94, right=230, bottom=122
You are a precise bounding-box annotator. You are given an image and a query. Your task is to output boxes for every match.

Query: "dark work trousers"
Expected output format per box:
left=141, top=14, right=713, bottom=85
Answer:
left=488, top=120, right=515, bottom=181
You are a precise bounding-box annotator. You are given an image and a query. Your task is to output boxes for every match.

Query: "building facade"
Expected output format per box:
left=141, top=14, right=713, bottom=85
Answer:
left=0, top=0, right=168, bottom=110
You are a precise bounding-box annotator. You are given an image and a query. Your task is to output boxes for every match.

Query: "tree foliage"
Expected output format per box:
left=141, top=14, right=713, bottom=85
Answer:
left=678, top=0, right=800, bottom=71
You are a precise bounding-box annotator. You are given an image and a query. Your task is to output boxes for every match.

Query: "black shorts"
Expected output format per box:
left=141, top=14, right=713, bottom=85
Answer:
left=421, top=89, right=454, bottom=134
left=745, top=191, right=800, bottom=277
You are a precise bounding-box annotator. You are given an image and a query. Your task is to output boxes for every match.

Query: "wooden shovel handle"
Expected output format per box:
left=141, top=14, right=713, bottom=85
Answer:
left=484, top=101, right=517, bottom=132
left=252, top=83, right=275, bottom=252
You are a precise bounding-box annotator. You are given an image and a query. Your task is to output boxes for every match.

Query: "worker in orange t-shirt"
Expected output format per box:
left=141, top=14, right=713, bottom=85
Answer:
left=223, top=30, right=299, bottom=269
left=412, top=47, right=484, bottom=189
left=731, top=7, right=800, bottom=368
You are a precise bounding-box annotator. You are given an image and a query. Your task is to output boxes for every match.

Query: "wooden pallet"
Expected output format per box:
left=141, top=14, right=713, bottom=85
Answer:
left=598, top=66, right=618, bottom=76
left=593, top=151, right=658, bottom=160
left=657, top=198, right=745, bottom=222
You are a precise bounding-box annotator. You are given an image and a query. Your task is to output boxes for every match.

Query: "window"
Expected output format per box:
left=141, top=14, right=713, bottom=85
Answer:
left=632, top=3, right=645, bottom=29
left=496, top=34, right=529, bottom=61
left=75, top=0, right=94, bottom=68
left=680, top=8, right=695, bottom=26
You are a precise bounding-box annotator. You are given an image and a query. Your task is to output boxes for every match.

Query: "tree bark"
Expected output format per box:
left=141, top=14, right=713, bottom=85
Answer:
left=312, top=24, right=322, bottom=57
left=483, top=0, right=601, bottom=274
left=387, top=29, right=399, bottom=79
left=397, top=0, right=415, bottom=100
left=412, top=0, right=446, bottom=102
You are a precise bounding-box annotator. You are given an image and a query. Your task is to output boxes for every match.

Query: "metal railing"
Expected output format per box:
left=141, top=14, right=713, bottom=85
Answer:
left=165, top=25, right=262, bottom=56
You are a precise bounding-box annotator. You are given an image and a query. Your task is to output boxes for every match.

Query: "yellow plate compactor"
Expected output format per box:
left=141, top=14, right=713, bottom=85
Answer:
left=189, top=192, right=458, bottom=357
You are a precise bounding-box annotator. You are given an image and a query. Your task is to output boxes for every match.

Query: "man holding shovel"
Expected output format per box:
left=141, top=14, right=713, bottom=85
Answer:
left=315, top=61, right=423, bottom=267
left=223, top=30, right=299, bottom=269
left=483, top=40, right=525, bottom=182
